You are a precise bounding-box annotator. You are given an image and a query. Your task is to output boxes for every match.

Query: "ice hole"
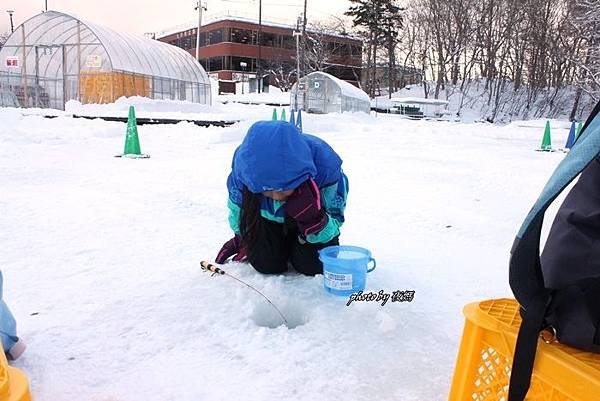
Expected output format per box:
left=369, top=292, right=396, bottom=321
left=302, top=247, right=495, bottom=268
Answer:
left=251, top=301, right=308, bottom=329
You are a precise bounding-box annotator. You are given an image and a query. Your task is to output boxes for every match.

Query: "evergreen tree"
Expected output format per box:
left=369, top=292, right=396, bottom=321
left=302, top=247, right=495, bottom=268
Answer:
left=345, top=0, right=403, bottom=97
left=345, top=0, right=386, bottom=97
left=380, top=2, right=404, bottom=97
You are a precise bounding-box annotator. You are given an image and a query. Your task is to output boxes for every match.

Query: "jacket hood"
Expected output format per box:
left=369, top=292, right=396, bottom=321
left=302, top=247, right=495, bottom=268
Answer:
left=234, top=121, right=317, bottom=193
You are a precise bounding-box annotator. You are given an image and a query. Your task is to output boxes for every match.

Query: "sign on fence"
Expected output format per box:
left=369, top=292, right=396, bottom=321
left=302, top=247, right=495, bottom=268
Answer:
left=5, top=56, right=18, bottom=68
left=86, top=55, right=102, bottom=68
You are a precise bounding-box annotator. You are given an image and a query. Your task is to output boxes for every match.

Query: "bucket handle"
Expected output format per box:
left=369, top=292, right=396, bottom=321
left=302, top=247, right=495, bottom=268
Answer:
left=367, top=257, right=376, bottom=272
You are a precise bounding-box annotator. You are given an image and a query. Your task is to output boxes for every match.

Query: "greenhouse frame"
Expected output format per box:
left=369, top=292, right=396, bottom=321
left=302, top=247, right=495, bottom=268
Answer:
left=0, top=11, right=211, bottom=110
left=290, top=71, right=371, bottom=114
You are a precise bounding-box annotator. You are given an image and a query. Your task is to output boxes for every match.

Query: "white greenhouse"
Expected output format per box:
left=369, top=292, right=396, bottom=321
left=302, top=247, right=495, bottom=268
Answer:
left=290, top=71, right=370, bottom=114
left=0, top=11, right=211, bottom=110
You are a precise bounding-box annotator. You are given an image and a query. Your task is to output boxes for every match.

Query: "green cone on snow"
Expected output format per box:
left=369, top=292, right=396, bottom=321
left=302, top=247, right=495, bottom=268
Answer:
left=124, top=106, right=142, bottom=155
left=575, top=121, right=583, bottom=140
left=115, top=106, right=149, bottom=158
left=540, top=121, right=552, bottom=151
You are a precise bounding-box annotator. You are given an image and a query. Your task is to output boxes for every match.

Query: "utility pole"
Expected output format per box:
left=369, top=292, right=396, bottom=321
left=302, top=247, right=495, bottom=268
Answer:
left=257, top=0, right=262, bottom=93
left=295, top=17, right=302, bottom=81
left=301, top=0, right=307, bottom=73
left=302, top=0, right=307, bottom=35
left=293, top=17, right=302, bottom=111
left=7, top=10, right=14, bottom=33
left=195, top=0, right=207, bottom=61
left=45, top=1, right=48, bottom=11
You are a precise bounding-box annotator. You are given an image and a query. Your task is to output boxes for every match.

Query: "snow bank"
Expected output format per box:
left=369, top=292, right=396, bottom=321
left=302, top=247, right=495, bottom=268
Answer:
left=66, top=96, right=215, bottom=116
left=217, top=86, right=291, bottom=106
left=375, top=80, right=597, bottom=123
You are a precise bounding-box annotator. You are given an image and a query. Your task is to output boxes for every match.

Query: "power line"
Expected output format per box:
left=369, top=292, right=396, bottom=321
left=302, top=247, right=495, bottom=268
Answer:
left=222, top=0, right=301, bottom=5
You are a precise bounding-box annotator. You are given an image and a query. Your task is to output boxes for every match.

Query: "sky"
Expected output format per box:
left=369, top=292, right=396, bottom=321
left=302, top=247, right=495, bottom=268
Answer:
left=0, top=0, right=354, bottom=37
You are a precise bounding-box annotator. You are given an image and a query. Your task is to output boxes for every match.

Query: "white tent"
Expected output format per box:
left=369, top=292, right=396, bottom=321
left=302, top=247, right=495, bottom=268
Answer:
left=290, top=71, right=370, bottom=114
left=0, top=11, right=211, bottom=109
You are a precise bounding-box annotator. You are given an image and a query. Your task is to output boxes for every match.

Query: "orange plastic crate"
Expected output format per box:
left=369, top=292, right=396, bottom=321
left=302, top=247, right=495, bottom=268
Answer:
left=449, top=299, right=600, bottom=401
left=0, top=347, right=31, bottom=401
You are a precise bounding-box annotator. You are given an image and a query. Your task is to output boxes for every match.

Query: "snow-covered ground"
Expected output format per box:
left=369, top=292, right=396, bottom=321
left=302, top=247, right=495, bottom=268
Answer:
left=0, top=101, right=571, bottom=401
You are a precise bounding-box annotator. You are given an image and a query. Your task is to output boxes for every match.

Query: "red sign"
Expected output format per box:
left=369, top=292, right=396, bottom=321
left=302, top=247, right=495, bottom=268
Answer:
left=6, top=57, right=19, bottom=68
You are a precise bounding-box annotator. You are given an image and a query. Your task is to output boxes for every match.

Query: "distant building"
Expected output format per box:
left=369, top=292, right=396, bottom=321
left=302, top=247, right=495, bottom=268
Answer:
left=158, top=17, right=363, bottom=94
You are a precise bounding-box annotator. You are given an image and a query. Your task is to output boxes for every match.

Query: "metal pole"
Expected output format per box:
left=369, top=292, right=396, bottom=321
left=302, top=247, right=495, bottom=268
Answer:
left=77, top=21, right=81, bottom=101
left=293, top=25, right=301, bottom=111
left=195, top=1, right=205, bottom=61
left=45, top=0, right=48, bottom=11
left=257, top=0, right=262, bottom=93
left=302, top=0, right=307, bottom=35
left=21, top=24, right=27, bottom=107
left=240, top=61, right=247, bottom=94
left=295, top=17, right=302, bottom=79
left=62, top=44, right=67, bottom=110
left=302, top=0, right=307, bottom=73
left=7, top=10, right=14, bottom=33
left=35, top=46, right=39, bottom=107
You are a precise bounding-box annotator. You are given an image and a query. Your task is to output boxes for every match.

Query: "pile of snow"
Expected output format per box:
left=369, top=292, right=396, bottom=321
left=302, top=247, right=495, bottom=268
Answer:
left=66, top=96, right=214, bottom=116
left=210, top=77, right=219, bottom=103
left=217, top=86, right=291, bottom=106
left=64, top=96, right=279, bottom=123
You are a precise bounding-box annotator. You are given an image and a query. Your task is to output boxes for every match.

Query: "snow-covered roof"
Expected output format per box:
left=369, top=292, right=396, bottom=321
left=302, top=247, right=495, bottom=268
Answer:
left=157, top=13, right=362, bottom=42
left=302, top=72, right=370, bottom=102
left=391, top=97, right=449, bottom=106
left=1, top=11, right=209, bottom=84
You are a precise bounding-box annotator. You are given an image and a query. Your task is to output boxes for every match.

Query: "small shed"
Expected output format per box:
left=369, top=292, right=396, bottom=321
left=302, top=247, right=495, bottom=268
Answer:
left=390, top=97, right=450, bottom=119
left=0, top=11, right=211, bottom=110
left=290, top=71, right=370, bottom=114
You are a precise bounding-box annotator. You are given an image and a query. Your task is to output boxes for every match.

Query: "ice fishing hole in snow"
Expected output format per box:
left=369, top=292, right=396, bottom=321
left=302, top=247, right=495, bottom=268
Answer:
left=251, top=301, right=309, bottom=329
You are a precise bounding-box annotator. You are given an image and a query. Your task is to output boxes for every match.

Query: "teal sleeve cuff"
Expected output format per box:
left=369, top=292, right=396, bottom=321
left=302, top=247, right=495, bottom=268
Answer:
left=306, top=213, right=342, bottom=244
left=227, top=198, right=241, bottom=234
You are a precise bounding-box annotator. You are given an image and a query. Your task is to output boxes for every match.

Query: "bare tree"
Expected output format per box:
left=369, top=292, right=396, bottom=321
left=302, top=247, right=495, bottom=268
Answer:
left=569, top=0, right=600, bottom=118
left=304, top=20, right=346, bottom=73
left=343, top=0, right=600, bottom=120
left=263, top=58, right=297, bottom=92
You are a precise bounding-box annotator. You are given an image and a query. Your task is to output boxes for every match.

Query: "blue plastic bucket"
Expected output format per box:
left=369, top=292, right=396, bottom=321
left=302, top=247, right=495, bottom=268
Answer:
left=319, top=245, right=376, bottom=296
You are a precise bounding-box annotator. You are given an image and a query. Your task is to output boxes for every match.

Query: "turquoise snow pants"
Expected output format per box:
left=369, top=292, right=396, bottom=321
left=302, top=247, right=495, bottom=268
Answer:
left=0, top=271, right=18, bottom=353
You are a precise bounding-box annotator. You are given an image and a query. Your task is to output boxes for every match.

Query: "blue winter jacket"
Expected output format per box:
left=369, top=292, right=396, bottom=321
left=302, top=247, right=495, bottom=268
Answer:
left=226, top=120, right=348, bottom=243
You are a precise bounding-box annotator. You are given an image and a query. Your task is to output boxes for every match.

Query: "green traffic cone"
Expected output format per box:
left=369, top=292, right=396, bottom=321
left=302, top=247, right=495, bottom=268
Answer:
left=280, top=108, right=286, bottom=121
left=124, top=106, right=141, bottom=155
left=272, top=108, right=278, bottom=121
left=116, top=106, right=149, bottom=158
left=575, top=121, right=583, bottom=140
left=540, top=121, right=552, bottom=151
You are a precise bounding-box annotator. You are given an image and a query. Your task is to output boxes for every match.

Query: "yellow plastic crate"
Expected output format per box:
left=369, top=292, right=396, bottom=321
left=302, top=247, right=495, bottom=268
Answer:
left=449, top=299, right=600, bottom=401
left=0, top=347, right=31, bottom=401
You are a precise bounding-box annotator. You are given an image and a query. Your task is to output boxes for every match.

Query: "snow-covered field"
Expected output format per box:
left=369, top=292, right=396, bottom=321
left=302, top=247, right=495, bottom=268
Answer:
left=0, top=101, right=571, bottom=401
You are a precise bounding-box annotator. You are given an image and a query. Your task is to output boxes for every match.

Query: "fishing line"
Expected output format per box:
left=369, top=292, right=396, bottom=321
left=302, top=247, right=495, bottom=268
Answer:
left=200, top=261, right=289, bottom=327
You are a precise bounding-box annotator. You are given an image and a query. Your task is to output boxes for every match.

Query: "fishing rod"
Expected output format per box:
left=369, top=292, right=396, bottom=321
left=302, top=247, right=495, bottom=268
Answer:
left=199, top=261, right=289, bottom=328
